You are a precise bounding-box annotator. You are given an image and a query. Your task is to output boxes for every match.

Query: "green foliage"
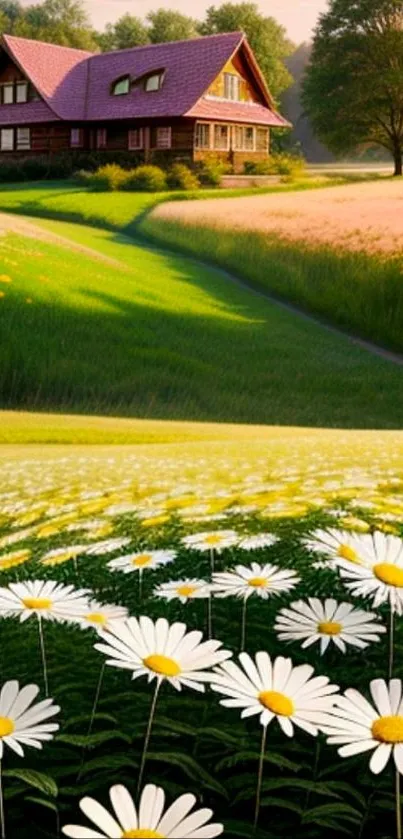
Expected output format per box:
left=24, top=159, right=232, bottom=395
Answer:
left=201, top=1, right=294, bottom=99
left=147, top=8, right=200, bottom=43
left=96, top=13, right=148, bottom=51
left=302, top=0, right=403, bottom=174
left=87, top=163, right=129, bottom=192
left=167, top=163, right=200, bottom=191
left=3, top=769, right=58, bottom=798
left=14, top=0, right=98, bottom=50
left=122, top=164, right=167, bottom=192
left=198, top=156, right=230, bottom=186
left=244, top=153, right=305, bottom=178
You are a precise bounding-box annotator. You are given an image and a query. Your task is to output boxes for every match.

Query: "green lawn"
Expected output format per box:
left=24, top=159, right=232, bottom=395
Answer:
left=0, top=212, right=402, bottom=428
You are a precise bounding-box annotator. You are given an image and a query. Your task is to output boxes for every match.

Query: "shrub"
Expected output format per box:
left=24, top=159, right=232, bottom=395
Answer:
left=244, top=154, right=306, bottom=179
left=122, top=165, right=167, bottom=192
left=198, top=157, right=231, bottom=187
left=167, top=163, right=200, bottom=191
left=73, top=169, right=93, bottom=186
left=87, top=163, right=129, bottom=191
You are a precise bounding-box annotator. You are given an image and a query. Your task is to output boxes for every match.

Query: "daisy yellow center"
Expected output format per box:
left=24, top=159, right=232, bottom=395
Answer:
left=0, top=717, right=14, bottom=738
left=337, top=544, right=360, bottom=563
left=248, top=577, right=268, bottom=588
left=258, top=690, right=294, bottom=716
left=22, top=598, right=52, bottom=610
left=132, top=555, right=152, bottom=567
left=86, top=612, right=107, bottom=625
left=317, top=621, right=342, bottom=636
left=176, top=585, right=197, bottom=597
left=372, top=715, right=403, bottom=743
left=373, top=563, right=403, bottom=588
left=122, top=831, right=164, bottom=838
left=205, top=535, right=223, bottom=545
left=143, top=654, right=181, bottom=677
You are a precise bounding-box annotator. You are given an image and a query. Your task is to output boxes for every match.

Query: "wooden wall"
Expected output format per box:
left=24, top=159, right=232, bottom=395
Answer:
left=206, top=56, right=261, bottom=104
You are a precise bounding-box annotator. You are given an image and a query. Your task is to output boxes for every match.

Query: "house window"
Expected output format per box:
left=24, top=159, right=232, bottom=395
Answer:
left=156, top=127, right=171, bottom=149
left=2, top=84, right=14, bottom=105
left=128, top=128, right=143, bottom=150
left=17, top=127, right=30, bottom=150
left=145, top=73, right=163, bottom=92
left=70, top=128, right=83, bottom=148
left=214, top=124, right=229, bottom=150
left=224, top=73, right=240, bottom=101
left=96, top=128, right=107, bottom=149
left=112, top=76, right=130, bottom=96
left=195, top=123, right=210, bottom=150
left=234, top=125, right=255, bottom=151
left=256, top=127, right=268, bottom=152
left=16, top=82, right=28, bottom=103
left=0, top=128, right=14, bottom=150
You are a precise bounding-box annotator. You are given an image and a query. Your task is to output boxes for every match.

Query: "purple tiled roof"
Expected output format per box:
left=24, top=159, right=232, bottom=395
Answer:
left=0, top=32, right=289, bottom=127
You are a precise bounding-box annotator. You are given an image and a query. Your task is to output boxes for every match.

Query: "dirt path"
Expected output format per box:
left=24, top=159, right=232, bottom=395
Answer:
left=0, top=211, right=124, bottom=267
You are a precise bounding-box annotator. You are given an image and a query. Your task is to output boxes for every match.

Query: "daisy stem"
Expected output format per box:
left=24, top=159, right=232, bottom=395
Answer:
left=210, top=548, right=215, bottom=574
left=139, top=570, right=143, bottom=603
left=396, top=769, right=402, bottom=839
left=77, top=662, right=106, bottom=780
left=38, top=617, right=49, bottom=697
left=137, top=680, right=160, bottom=795
left=253, top=724, right=267, bottom=832
left=240, top=598, right=247, bottom=652
left=207, top=595, right=212, bottom=639
left=389, top=609, right=395, bottom=680
left=0, top=761, right=5, bottom=839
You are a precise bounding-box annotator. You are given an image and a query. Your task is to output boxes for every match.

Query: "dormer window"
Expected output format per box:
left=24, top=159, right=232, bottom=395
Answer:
left=224, top=73, right=240, bottom=101
left=112, top=76, right=130, bottom=96
left=144, top=72, right=164, bottom=92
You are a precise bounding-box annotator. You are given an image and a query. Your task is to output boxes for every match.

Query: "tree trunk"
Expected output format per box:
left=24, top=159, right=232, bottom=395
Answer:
left=393, top=145, right=402, bottom=176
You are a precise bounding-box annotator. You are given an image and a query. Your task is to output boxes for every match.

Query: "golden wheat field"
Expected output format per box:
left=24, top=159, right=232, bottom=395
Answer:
left=153, top=179, right=403, bottom=254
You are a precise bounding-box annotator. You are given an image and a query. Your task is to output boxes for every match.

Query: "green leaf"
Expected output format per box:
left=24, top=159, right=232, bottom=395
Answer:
left=80, top=754, right=139, bottom=776
left=260, top=795, right=303, bottom=815
left=63, top=712, right=118, bottom=729
left=216, top=750, right=301, bottom=773
left=3, top=770, right=58, bottom=798
left=57, top=730, right=131, bottom=748
left=147, top=752, right=228, bottom=798
left=25, top=796, right=58, bottom=813
left=302, top=802, right=362, bottom=825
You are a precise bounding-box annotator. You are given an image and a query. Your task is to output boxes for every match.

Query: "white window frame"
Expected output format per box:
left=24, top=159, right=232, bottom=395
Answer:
left=96, top=128, right=107, bottom=149
left=0, top=128, right=14, bottom=151
left=213, top=123, right=230, bottom=151
left=224, top=73, right=240, bottom=101
left=70, top=128, right=83, bottom=148
left=16, top=81, right=28, bottom=103
left=2, top=83, right=14, bottom=105
left=155, top=126, right=171, bottom=149
left=112, top=77, right=130, bottom=96
left=195, top=122, right=210, bottom=150
left=128, top=128, right=144, bottom=150
left=145, top=73, right=162, bottom=92
left=17, top=127, right=30, bottom=150
left=256, top=127, right=268, bottom=152
left=233, top=125, right=256, bottom=152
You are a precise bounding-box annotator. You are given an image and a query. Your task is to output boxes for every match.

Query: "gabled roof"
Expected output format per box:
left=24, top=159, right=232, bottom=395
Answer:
left=0, top=32, right=289, bottom=126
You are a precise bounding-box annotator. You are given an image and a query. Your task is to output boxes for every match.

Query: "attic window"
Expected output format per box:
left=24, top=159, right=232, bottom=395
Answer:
left=145, top=72, right=164, bottom=92
left=112, top=76, right=130, bottom=96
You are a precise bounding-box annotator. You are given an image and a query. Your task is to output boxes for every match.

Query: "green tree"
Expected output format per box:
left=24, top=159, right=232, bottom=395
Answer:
left=0, top=1, right=23, bottom=32
left=17, top=0, right=98, bottom=50
left=303, top=0, right=403, bottom=175
left=96, top=13, right=149, bottom=52
left=201, top=2, right=294, bottom=99
left=147, top=8, right=200, bottom=44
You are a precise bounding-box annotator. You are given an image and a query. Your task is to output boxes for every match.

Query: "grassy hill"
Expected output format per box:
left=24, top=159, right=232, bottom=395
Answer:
left=0, top=191, right=402, bottom=428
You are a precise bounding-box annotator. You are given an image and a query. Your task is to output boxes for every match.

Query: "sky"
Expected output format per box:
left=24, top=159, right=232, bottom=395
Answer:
left=21, top=0, right=329, bottom=43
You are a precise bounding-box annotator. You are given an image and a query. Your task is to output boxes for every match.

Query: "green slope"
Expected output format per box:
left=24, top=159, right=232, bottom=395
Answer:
left=0, top=213, right=402, bottom=429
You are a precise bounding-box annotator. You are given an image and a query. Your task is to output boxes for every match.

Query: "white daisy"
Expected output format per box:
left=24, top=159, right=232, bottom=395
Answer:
left=212, top=562, right=300, bottom=600
left=0, top=580, right=90, bottom=623
left=94, top=616, right=231, bottom=692
left=154, top=579, right=211, bottom=604
left=62, top=783, right=223, bottom=838
left=108, top=549, right=176, bottom=574
left=0, top=680, right=59, bottom=757
left=0, top=550, right=31, bottom=572
left=275, top=598, right=386, bottom=654
left=322, top=679, right=403, bottom=775
left=237, top=534, right=278, bottom=550
left=40, top=545, right=87, bottom=567
left=74, top=600, right=129, bottom=631
left=210, top=652, right=339, bottom=735
left=333, top=532, right=403, bottom=613
left=302, top=529, right=377, bottom=569
left=182, top=530, right=239, bottom=553
left=85, top=537, right=131, bottom=556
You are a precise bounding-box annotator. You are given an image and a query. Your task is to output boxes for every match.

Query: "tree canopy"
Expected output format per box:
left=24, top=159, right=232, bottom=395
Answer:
left=147, top=9, right=200, bottom=43
left=303, top=0, right=403, bottom=174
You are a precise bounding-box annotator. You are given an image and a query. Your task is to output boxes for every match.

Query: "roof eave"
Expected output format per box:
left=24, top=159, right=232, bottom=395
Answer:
left=0, top=34, right=62, bottom=120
